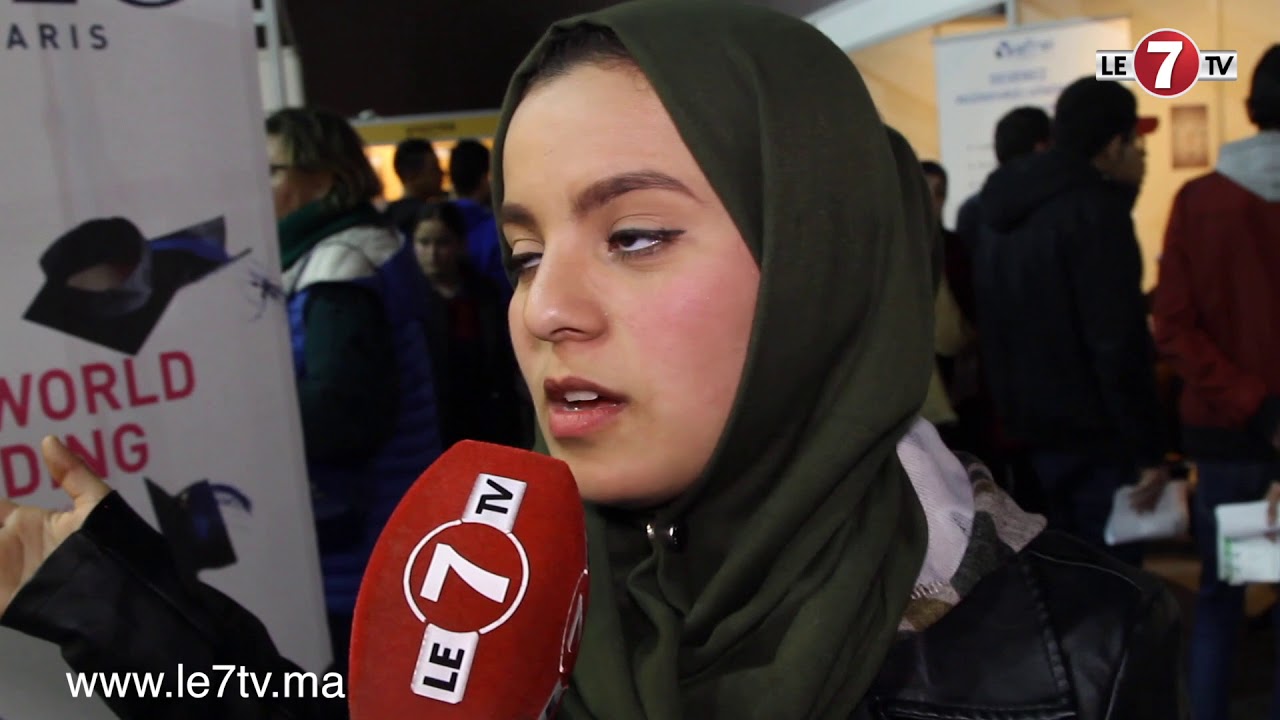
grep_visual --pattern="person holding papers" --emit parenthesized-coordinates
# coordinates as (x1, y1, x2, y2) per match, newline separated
(1153, 45, 1280, 720)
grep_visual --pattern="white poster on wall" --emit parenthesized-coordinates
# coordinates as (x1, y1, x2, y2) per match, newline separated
(933, 16, 1131, 228)
(0, 1, 329, 717)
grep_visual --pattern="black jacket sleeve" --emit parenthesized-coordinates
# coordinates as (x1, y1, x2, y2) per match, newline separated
(1105, 577, 1189, 719)
(0, 492, 346, 720)
(955, 194, 982, 256)
(1064, 193, 1169, 467)
(296, 283, 399, 465)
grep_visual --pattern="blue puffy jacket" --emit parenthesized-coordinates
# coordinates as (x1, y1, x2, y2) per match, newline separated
(282, 224, 443, 614)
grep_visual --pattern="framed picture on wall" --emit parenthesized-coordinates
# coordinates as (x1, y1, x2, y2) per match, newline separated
(1171, 104, 1210, 169)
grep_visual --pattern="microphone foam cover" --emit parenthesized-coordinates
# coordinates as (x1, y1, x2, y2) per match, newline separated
(349, 441, 589, 720)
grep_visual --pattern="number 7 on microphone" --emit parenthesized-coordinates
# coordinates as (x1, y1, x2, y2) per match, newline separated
(411, 542, 513, 702)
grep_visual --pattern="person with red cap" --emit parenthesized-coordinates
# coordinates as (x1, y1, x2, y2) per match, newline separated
(973, 76, 1170, 566)
(1153, 44, 1280, 720)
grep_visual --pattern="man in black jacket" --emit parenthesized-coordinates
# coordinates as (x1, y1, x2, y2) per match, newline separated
(955, 105, 1052, 256)
(974, 76, 1169, 565)
(383, 139, 447, 238)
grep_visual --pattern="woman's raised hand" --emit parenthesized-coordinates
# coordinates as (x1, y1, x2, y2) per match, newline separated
(0, 436, 112, 617)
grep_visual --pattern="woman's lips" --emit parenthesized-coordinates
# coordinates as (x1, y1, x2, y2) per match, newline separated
(547, 399, 626, 439)
(544, 376, 627, 439)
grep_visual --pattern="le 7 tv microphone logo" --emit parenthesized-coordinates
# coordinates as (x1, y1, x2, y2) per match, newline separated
(1096, 29, 1238, 98)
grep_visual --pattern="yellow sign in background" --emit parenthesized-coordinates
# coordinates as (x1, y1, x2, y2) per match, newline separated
(354, 112, 500, 202)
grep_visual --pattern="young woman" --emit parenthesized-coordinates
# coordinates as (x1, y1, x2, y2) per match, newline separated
(0, 2, 1183, 718)
(412, 201, 531, 448)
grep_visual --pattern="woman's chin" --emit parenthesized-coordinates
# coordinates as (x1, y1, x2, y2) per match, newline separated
(547, 435, 696, 508)
(574, 471, 686, 509)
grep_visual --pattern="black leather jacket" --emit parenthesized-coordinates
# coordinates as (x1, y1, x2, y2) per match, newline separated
(867, 530, 1185, 719)
(1, 493, 1185, 719)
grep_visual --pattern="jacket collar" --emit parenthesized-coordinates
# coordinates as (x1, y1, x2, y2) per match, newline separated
(1216, 130, 1280, 202)
(868, 540, 1073, 718)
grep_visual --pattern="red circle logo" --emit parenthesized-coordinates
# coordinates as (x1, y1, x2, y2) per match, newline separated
(1133, 29, 1200, 98)
(402, 521, 528, 634)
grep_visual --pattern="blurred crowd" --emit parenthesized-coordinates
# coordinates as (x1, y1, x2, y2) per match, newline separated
(921, 47, 1280, 720)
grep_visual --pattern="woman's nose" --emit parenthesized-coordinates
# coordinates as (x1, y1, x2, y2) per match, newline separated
(519, 246, 607, 343)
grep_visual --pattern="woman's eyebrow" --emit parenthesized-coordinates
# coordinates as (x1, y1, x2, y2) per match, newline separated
(498, 169, 698, 239)
(571, 170, 698, 217)
(499, 203, 539, 233)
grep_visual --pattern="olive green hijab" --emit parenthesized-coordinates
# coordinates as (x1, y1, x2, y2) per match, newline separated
(492, 2, 939, 717)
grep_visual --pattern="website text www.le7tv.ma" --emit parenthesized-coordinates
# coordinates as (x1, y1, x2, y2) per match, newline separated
(66, 665, 346, 701)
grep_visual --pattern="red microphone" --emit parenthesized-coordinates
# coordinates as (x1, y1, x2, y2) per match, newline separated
(348, 440, 589, 720)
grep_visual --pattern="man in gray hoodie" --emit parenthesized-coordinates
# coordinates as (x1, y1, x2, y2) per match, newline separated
(1153, 44, 1280, 720)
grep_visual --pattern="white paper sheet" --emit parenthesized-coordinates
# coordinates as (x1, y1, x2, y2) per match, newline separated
(1216, 501, 1280, 585)
(1104, 480, 1190, 545)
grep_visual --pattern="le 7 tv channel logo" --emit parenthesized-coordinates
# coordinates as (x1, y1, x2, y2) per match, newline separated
(1095, 28, 1238, 98)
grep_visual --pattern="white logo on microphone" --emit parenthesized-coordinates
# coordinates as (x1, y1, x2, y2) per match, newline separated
(559, 570, 588, 674)
(402, 473, 529, 705)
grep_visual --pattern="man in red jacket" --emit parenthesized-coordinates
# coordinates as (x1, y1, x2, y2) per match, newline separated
(1153, 44, 1280, 720)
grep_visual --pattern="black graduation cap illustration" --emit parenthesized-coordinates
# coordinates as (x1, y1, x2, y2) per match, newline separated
(144, 478, 238, 577)
(23, 216, 247, 355)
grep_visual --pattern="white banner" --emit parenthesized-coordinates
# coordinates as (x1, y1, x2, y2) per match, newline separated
(933, 17, 1131, 228)
(809, 0, 1003, 53)
(0, 1, 329, 717)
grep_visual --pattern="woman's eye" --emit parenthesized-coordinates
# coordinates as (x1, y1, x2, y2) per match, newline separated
(506, 252, 542, 276)
(608, 229, 683, 257)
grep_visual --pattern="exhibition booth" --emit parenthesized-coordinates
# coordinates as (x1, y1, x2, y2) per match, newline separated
(838, 0, 1279, 287)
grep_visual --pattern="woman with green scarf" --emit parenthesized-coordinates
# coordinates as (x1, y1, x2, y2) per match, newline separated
(0, 2, 1183, 718)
